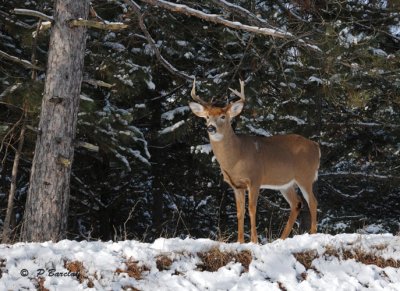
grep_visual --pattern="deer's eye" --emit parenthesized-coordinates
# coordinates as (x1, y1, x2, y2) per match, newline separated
(221, 115, 226, 120)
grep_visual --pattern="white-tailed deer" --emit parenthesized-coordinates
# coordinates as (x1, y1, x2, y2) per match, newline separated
(189, 79, 320, 243)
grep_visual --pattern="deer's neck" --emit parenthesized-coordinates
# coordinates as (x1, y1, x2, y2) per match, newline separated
(209, 126, 241, 171)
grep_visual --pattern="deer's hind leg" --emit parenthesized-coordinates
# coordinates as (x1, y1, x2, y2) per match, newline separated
(297, 180, 318, 235)
(280, 186, 302, 239)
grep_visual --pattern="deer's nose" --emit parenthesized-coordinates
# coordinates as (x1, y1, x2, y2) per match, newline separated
(207, 125, 217, 134)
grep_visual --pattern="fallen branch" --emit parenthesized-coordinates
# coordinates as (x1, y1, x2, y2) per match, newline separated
(126, 0, 193, 80)
(141, 0, 292, 38)
(13, 8, 53, 22)
(0, 50, 44, 71)
(69, 19, 128, 31)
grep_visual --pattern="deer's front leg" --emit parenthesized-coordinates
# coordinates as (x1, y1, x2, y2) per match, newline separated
(233, 188, 245, 243)
(248, 186, 260, 243)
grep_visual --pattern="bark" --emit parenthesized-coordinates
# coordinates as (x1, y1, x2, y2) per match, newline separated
(20, 0, 89, 242)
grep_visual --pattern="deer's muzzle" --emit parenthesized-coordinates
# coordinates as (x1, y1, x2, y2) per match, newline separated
(207, 125, 217, 134)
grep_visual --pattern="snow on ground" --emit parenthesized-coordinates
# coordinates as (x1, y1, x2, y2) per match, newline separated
(0, 234, 399, 291)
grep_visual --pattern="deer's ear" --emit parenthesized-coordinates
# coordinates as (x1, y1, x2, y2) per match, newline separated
(229, 101, 244, 118)
(189, 102, 208, 118)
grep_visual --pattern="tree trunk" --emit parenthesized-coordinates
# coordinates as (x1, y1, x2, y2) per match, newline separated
(20, 0, 89, 242)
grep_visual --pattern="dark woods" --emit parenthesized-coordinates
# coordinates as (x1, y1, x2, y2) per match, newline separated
(0, 0, 399, 242)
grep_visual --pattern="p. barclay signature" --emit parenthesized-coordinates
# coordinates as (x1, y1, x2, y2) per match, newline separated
(20, 268, 79, 277)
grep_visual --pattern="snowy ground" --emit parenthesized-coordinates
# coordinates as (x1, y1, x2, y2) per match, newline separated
(0, 234, 399, 291)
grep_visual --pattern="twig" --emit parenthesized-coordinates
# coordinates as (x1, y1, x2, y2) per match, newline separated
(0, 49, 44, 71)
(89, 3, 104, 21)
(2, 125, 25, 244)
(0, 114, 24, 164)
(123, 200, 142, 240)
(31, 19, 42, 79)
(228, 34, 254, 90)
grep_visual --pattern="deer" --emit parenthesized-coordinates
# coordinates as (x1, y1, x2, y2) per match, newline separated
(189, 79, 320, 243)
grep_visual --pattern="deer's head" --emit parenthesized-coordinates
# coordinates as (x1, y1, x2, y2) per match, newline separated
(189, 79, 245, 142)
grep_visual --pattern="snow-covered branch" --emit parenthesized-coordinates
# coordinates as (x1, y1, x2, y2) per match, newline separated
(211, 0, 271, 28)
(14, 8, 128, 31)
(141, 0, 292, 39)
(320, 172, 400, 181)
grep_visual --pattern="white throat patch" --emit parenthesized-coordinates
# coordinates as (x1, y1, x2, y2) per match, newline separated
(209, 132, 224, 142)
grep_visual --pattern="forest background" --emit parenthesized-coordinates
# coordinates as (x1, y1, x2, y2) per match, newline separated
(0, 0, 399, 243)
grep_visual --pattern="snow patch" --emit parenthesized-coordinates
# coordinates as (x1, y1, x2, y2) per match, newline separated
(0, 234, 399, 291)
(161, 106, 190, 121)
(191, 144, 212, 155)
(159, 120, 185, 135)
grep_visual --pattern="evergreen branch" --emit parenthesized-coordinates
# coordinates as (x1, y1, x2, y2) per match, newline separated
(126, 0, 194, 80)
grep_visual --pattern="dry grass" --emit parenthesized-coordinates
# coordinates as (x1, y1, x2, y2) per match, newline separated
(278, 281, 287, 291)
(197, 248, 252, 272)
(116, 259, 149, 280)
(293, 250, 318, 270)
(37, 277, 49, 291)
(342, 249, 398, 268)
(294, 244, 399, 271)
(0, 258, 5, 279)
(65, 260, 94, 287)
(156, 255, 173, 271)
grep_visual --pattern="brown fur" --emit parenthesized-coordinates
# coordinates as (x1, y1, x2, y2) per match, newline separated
(190, 100, 320, 243)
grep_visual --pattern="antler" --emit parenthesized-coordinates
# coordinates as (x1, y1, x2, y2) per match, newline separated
(191, 78, 208, 106)
(229, 79, 245, 102)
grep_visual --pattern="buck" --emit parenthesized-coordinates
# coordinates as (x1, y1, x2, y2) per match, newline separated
(189, 79, 320, 243)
